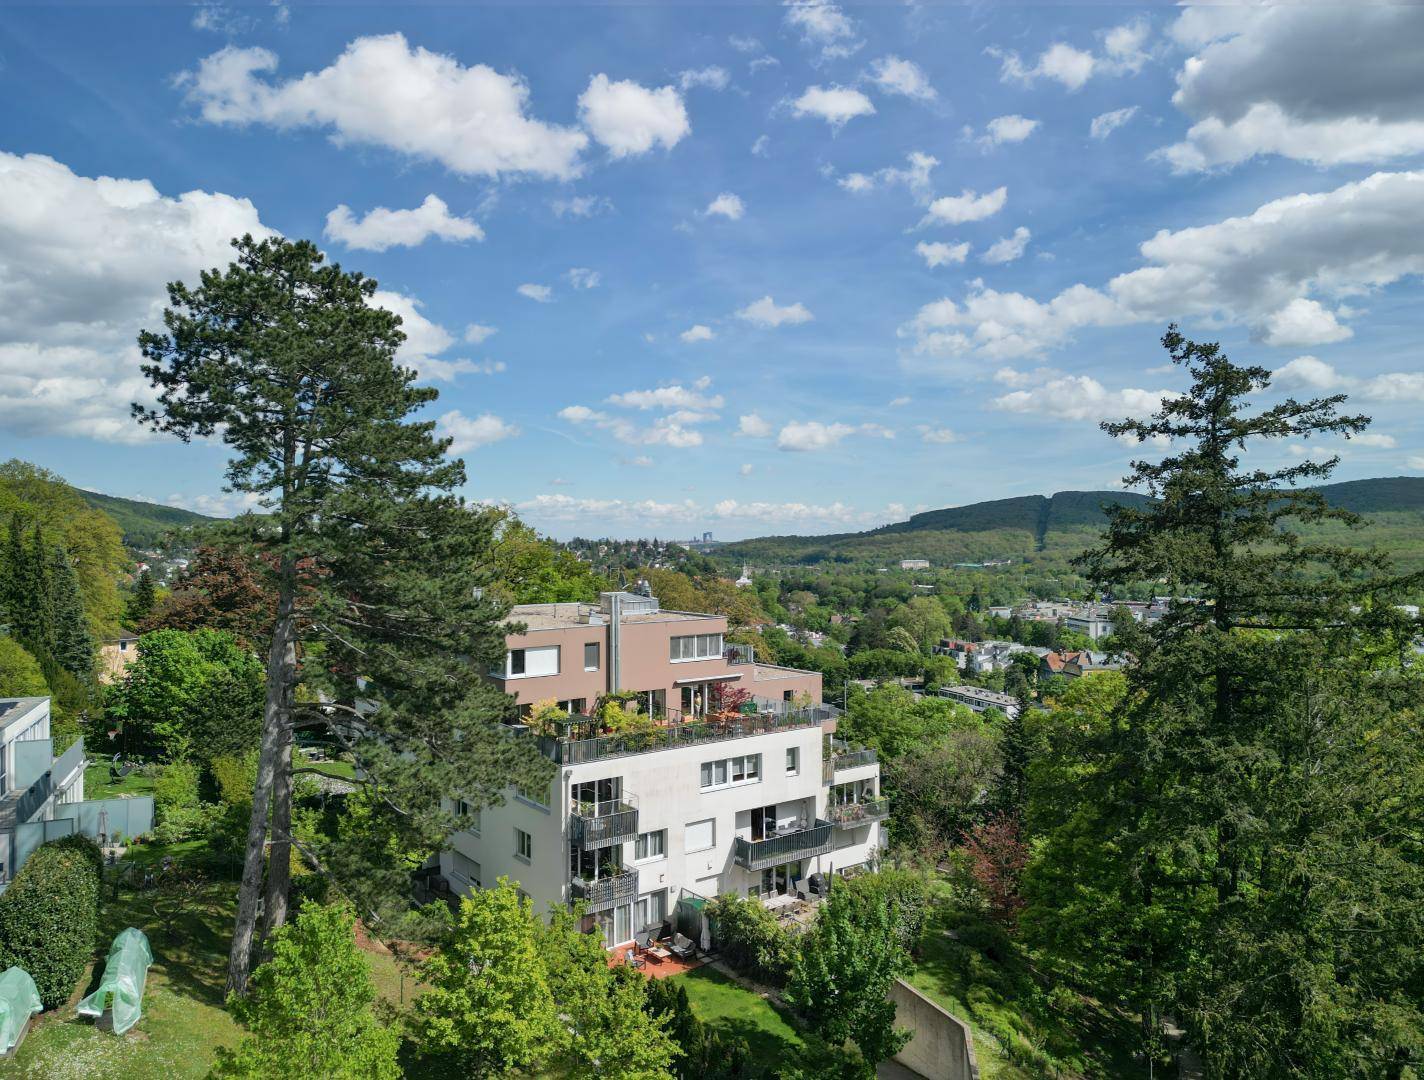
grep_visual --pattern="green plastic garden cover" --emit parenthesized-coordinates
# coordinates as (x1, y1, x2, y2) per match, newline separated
(0, 967, 40, 1053)
(77, 928, 153, 1035)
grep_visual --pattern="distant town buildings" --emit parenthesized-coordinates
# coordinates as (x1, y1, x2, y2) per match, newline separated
(938, 684, 1021, 719)
(899, 559, 930, 570)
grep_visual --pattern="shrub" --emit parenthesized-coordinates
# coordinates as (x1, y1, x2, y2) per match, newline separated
(837, 869, 932, 956)
(706, 894, 795, 986)
(0, 834, 102, 1008)
(153, 760, 200, 814)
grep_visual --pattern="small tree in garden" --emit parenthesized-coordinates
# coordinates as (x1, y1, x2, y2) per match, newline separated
(709, 681, 752, 715)
(960, 812, 1029, 926)
(786, 885, 910, 1077)
(211, 901, 399, 1079)
(706, 894, 795, 985)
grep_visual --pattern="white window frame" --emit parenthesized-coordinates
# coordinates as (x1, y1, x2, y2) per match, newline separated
(634, 829, 667, 862)
(699, 753, 761, 791)
(669, 632, 724, 663)
(514, 827, 533, 862)
(449, 851, 481, 890)
(636, 889, 667, 930)
(505, 645, 560, 679)
(685, 818, 715, 853)
(785, 747, 799, 776)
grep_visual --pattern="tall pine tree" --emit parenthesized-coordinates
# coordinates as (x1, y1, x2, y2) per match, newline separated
(136, 235, 550, 994)
(46, 545, 94, 680)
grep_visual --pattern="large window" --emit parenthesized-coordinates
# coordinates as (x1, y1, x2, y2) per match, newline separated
(685, 818, 715, 853)
(516, 781, 549, 808)
(699, 753, 761, 791)
(456, 800, 481, 835)
(584, 641, 600, 671)
(637, 890, 667, 930)
(505, 645, 559, 679)
(515, 828, 533, 862)
(669, 633, 724, 662)
(449, 851, 481, 889)
(634, 829, 666, 861)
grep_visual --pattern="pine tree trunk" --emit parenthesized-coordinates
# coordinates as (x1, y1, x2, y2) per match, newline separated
(226, 558, 297, 996)
(262, 705, 294, 942)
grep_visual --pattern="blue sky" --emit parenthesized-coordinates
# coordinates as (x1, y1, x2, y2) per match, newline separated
(2, 2, 1423, 539)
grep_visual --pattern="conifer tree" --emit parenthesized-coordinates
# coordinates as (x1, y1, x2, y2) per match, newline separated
(126, 569, 156, 627)
(46, 545, 93, 680)
(136, 235, 551, 994)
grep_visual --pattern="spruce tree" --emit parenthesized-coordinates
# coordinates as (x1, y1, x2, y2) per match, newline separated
(46, 545, 93, 680)
(136, 235, 551, 994)
(126, 569, 156, 627)
(995, 686, 1032, 815)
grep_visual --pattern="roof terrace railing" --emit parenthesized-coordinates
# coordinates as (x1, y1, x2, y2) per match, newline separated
(535, 705, 836, 766)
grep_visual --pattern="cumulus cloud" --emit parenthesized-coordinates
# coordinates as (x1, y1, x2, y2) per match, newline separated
(992, 374, 1175, 423)
(704, 192, 745, 220)
(517, 283, 553, 302)
(181, 34, 588, 179)
(919, 426, 960, 444)
(983, 226, 1032, 265)
(578, 74, 690, 158)
(901, 170, 1424, 361)
(438, 410, 519, 452)
(972, 115, 1039, 148)
(738, 413, 773, 437)
(751, 135, 770, 157)
(560, 380, 725, 449)
(566, 267, 600, 290)
(837, 151, 937, 201)
(607, 382, 724, 411)
(785, 0, 862, 60)
(464, 323, 497, 344)
(551, 194, 613, 218)
(681, 324, 715, 343)
(778, 420, 855, 452)
(1090, 106, 1138, 140)
(866, 56, 936, 101)
(678, 66, 730, 91)
(323, 194, 482, 252)
(791, 85, 876, 128)
(1272, 356, 1424, 404)
(737, 296, 814, 328)
(1160, 6, 1424, 171)
(920, 187, 1007, 227)
(916, 241, 970, 268)
(991, 19, 1150, 92)
(513, 492, 904, 532)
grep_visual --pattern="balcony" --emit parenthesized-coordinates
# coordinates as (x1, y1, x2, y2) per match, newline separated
(569, 794, 639, 850)
(827, 796, 890, 828)
(536, 705, 836, 766)
(570, 869, 639, 913)
(831, 744, 878, 772)
(733, 820, 834, 872)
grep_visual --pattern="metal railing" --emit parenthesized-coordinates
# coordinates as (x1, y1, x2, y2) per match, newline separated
(570, 794, 639, 850)
(827, 796, 890, 827)
(831, 746, 878, 772)
(733, 819, 834, 871)
(537, 706, 833, 766)
(569, 869, 638, 912)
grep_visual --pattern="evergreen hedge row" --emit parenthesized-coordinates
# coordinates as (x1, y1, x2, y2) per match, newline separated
(0, 834, 102, 1008)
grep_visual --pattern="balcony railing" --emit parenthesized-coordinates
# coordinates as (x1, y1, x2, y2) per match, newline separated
(537, 705, 835, 766)
(569, 869, 639, 913)
(570, 794, 639, 850)
(733, 820, 834, 871)
(827, 796, 890, 827)
(16, 737, 86, 826)
(831, 746, 878, 772)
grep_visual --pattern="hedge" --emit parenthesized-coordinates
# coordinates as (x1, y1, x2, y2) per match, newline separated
(0, 834, 102, 1008)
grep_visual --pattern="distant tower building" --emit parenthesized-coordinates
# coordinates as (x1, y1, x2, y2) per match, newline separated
(736, 565, 752, 588)
(702, 531, 713, 543)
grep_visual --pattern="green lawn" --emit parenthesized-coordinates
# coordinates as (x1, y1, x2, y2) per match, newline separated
(84, 763, 156, 802)
(674, 966, 815, 1065)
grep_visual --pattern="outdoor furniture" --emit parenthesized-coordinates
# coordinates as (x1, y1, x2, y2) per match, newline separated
(647, 943, 672, 963)
(624, 948, 646, 971)
(670, 933, 696, 960)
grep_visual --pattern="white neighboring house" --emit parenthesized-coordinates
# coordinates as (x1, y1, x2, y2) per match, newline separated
(938, 684, 1021, 719)
(0, 697, 85, 886)
(437, 595, 886, 950)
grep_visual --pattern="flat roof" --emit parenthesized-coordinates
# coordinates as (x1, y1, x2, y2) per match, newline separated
(752, 663, 820, 682)
(0, 697, 47, 731)
(507, 603, 721, 632)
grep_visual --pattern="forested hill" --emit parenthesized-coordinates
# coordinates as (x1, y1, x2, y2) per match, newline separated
(719, 477, 1424, 566)
(78, 489, 216, 549)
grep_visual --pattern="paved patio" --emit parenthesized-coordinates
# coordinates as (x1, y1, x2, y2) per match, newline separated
(609, 943, 707, 979)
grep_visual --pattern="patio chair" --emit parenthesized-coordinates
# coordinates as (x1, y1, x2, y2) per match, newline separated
(624, 947, 646, 971)
(670, 933, 697, 960)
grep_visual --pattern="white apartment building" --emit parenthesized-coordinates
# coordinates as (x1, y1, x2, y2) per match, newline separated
(939, 684, 1021, 719)
(437, 592, 886, 949)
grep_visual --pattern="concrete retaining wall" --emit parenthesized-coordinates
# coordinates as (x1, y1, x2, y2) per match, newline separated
(889, 978, 979, 1080)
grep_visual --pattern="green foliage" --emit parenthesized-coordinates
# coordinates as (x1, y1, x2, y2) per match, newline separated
(153, 761, 201, 814)
(210, 901, 399, 1079)
(0, 636, 48, 698)
(126, 569, 157, 628)
(492, 515, 609, 604)
(104, 629, 264, 763)
(76, 488, 213, 550)
(0, 835, 102, 1009)
(786, 883, 910, 1075)
(644, 979, 708, 1078)
(706, 894, 795, 986)
(835, 870, 932, 957)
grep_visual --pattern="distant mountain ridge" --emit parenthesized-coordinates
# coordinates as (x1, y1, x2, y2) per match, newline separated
(78, 489, 216, 549)
(719, 477, 1424, 565)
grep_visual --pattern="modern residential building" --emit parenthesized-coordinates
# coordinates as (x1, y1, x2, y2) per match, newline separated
(899, 559, 930, 570)
(438, 591, 886, 949)
(938, 684, 1021, 718)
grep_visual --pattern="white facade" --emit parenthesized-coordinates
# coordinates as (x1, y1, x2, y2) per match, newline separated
(441, 719, 885, 948)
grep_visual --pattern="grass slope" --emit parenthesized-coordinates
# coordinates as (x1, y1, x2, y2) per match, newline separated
(77, 490, 216, 549)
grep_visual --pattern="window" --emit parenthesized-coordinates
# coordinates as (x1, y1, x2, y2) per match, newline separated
(637, 890, 667, 930)
(584, 641, 600, 671)
(685, 818, 715, 853)
(506, 645, 559, 679)
(516, 781, 549, 808)
(699, 753, 761, 791)
(785, 748, 799, 776)
(449, 851, 481, 889)
(515, 828, 532, 862)
(456, 800, 481, 835)
(634, 830, 666, 861)
(670, 632, 724, 662)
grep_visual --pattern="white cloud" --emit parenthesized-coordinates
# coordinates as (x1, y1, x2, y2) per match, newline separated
(729, 35, 762, 54)
(323, 194, 482, 252)
(836, 151, 937, 201)
(182, 34, 588, 179)
(607, 383, 724, 411)
(578, 74, 690, 159)
(778, 420, 855, 452)
(889, 396, 911, 407)
(919, 427, 960, 444)
(916, 241, 969, 268)
(751, 135, 770, 157)
(366, 290, 481, 382)
(681, 324, 715, 343)
(901, 170, 1424, 361)
(464, 323, 498, 345)
(860, 423, 896, 440)
(920, 187, 1007, 227)
(992, 374, 1175, 423)
(517, 283, 553, 302)
(678, 66, 730, 91)
(1271, 355, 1345, 391)
(737, 296, 814, 328)
(1408, 456, 1424, 471)
(738, 414, 773, 437)
(438, 410, 519, 452)
(1102, 19, 1151, 75)
(704, 192, 745, 220)
(551, 194, 613, 218)
(993, 42, 1096, 91)
(1160, 6, 1424, 171)
(513, 492, 903, 532)
(1088, 109, 1137, 145)
(866, 56, 936, 101)
(785, 0, 862, 60)
(983, 226, 1032, 265)
(465, 359, 506, 376)
(739, 463, 754, 476)
(974, 115, 1039, 148)
(566, 267, 600, 290)
(1350, 433, 1396, 449)
(791, 85, 876, 128)
(1272, 356, 1424, 405)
